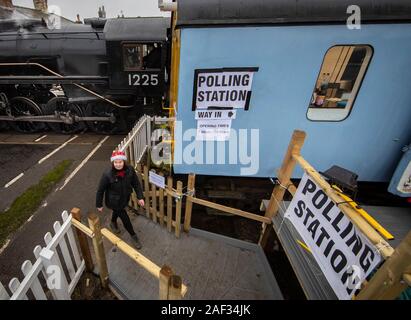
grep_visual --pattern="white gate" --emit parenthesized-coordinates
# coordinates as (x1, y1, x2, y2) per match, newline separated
(118, 115, 173, 167)
(0, 211, 85, 300)
(118, 114, 151, 165)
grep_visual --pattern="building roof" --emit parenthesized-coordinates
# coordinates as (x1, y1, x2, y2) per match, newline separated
(175, 0, 411, 28)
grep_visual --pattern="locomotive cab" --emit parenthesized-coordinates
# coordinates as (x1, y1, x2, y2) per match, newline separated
(103, 17, 170, 106)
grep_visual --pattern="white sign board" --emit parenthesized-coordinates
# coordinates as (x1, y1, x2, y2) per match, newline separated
(193, 68, 258, 110)
(196, 119, 232, 141)
(284, 173, 382, 300)
(195, 110, 236, 120)
(149, 171, 165, 189)
(397, 161, 411, 194)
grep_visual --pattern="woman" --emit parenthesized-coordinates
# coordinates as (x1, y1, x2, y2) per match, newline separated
(96, 149, 145, 249)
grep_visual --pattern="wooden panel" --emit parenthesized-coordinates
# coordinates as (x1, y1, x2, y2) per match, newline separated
(39, 247, 71, 300)
(53, 221, 76, 281)
(175, 181, 183, 238)
(0, 281, 10, 300)
(9, 278, 28, 300)
(144, 166, 151, 219)
(62, 212, 82, 269)
(167, 176, 173, 232)
(159, 173, 165, 227)
(151, 180, 158, 223)
(21, 260, 47, 300)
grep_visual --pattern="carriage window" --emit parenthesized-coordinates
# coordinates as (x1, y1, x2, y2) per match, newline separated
(122, 43, 162, 71)
(307, 45, 373, 121)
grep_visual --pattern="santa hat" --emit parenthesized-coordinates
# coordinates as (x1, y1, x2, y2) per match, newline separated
(111, 150, 127, 162)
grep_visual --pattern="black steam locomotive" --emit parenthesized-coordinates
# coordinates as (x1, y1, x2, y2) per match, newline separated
(0, 17, 170, 134)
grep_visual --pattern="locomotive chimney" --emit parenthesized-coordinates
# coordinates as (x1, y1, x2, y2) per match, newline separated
(33, 0, 48, 13)
(0, 0, 14, 8)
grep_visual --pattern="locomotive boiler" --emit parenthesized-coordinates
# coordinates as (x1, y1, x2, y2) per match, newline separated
(0, 16, 170, 134)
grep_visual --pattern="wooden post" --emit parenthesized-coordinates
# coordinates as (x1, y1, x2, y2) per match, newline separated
(183, 173, 196, 233)
(175, 181, 183, 238)
(151, 177, 158, 224)
(259, 130, 306, 248)
(159, 172, 165, 227)
(87, 212, 109, 288)
(143, 165, 151, 219)
(168, 275, 182, 300)
(159, 265, 173, 300)
(134, 164, 143, 212)
(70, 208, 93, 272)
(167, 176, 173, 233)
(129, 140, 135, 167)
(356, 230, 411, 300)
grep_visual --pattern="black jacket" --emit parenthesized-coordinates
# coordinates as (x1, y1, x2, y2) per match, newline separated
(96, 164, 144, 210)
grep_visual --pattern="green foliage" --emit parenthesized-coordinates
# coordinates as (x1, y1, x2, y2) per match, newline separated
(0, 160, 73, 247)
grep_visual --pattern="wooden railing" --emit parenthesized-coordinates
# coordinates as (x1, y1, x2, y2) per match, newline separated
(129, 164, 272, 238)
(0, 207, 186, 300)
(71, 208, 186, 299)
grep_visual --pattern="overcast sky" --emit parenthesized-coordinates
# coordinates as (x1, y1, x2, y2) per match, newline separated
(13, 0, 169, 21)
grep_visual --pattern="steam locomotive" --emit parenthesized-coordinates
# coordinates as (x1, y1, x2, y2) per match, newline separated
(0, 17, 170, 134)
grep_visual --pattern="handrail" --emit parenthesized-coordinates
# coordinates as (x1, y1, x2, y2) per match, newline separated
(101, 228, 188, 296)
(71, 216, 187, 297)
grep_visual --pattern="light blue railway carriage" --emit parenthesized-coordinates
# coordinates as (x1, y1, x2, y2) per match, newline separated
(170, 0, 411, 187)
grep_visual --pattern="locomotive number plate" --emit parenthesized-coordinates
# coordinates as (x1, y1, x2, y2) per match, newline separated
(128, 73, 159, 86)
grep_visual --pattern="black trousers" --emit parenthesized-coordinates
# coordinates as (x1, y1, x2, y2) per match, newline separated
(111, 208, 136, 236)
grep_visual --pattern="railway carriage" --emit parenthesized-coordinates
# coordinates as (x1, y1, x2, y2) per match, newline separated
(168, 0, 411, 187)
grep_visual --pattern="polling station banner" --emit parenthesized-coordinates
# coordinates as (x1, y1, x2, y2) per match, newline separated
(192, 67, 258, 111)
(284, 173, 382, 300)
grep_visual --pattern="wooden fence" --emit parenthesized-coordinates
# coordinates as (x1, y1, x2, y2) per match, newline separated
(258, 130, 411, 300)
(0, 207, 186, 300)
(70, 208, 187, 300)
(127, 164, 272, 239)
(0, 211, 85, 300)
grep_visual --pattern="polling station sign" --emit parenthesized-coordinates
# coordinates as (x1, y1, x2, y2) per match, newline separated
(284, 173, 382, 300)
(192, 67, 258, 111)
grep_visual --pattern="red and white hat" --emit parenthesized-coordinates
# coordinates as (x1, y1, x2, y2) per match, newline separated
(111, 150, 127, 162)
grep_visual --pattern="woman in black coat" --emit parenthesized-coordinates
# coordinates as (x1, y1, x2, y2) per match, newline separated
(96, 150, 145, 249)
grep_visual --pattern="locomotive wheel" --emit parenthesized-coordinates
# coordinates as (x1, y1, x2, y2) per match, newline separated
(43, 96, 86, 134)
(0, 93, 10, 131)
(0, 112, 9, 131)
(85, 101, 121, 134)
(9, 97, 46, 133)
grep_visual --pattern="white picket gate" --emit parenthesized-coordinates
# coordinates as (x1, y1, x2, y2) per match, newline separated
(118, 114, 151, 165)
(0, 211, 85, 300)
(118, 115, 173, 167)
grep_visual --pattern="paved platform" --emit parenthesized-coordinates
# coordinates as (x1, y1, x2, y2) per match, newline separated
(0, 132, 124, 285)
(105, 214, 283, 300)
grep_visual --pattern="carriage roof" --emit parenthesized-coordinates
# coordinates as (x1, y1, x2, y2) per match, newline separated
(176, 0, 411, 28)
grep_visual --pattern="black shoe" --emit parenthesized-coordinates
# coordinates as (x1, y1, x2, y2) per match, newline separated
(110, 221, 121, 234)
(131, 235, 142, 249)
